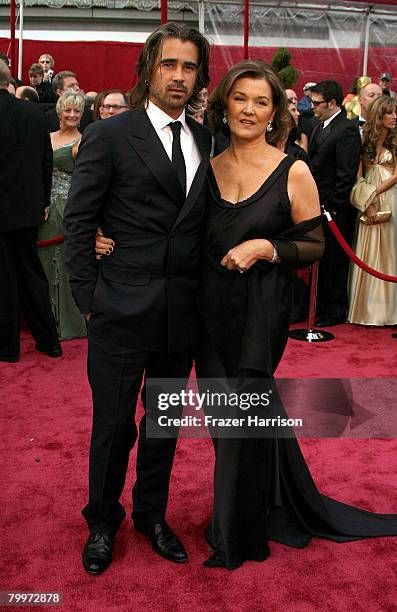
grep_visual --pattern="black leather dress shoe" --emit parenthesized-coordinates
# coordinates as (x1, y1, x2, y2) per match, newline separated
(135, 522, 188, 563)
(82, 532, 114, 575)
(0, 354, 19, 363)
(203, 552, 226, 568)
(315, 317, 346, 328)
(35, 343, 63, 358)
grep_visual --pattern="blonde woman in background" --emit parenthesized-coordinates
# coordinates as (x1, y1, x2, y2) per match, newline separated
(37, 91, 87, 339)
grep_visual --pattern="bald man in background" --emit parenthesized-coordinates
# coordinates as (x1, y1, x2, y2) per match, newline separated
(16, 85, 40, 102)
(355, 82, 382, 134)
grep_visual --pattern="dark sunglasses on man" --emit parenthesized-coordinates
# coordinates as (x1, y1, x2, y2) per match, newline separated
(311, 99, 330, 107)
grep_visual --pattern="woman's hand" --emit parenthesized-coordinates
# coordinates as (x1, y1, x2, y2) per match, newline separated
(95, 228, 114, 260)
(221, 239, 273, 272)
(365, 203, 378, 224)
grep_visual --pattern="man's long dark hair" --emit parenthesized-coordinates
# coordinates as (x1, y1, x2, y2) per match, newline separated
(129, 23, 210, 110)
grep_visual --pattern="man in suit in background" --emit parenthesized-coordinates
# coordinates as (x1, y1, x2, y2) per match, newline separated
(46, 70, 93, 132)
(309, 80, 361, 327)
(16, 85, 40, 102)
(64, 23, 211, 575)
(379, 72, 396, 98)
(0, 60, 61, 361)
(355, 82, 382, 134)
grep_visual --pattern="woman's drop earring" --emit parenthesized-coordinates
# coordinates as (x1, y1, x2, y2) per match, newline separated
(223, 113, 228, 125)
(266, 122, 273, 132)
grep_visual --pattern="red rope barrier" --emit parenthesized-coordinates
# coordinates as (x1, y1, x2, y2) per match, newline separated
(36, 235, 64, 248)
(324, 210, 397, 283)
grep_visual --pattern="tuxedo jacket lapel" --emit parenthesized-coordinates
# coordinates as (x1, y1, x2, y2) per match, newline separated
(309, 122, 321, 156)
(310, 111, 345, 155)
(316, 123, 332, 147)
(309, 122, 333, 153)
(127, 109, 185, 206)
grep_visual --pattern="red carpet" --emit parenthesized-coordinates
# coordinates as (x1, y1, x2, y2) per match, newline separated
(1, 325, 396, 611)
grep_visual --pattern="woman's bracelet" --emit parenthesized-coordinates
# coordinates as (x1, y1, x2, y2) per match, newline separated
(269, 243, 280, 264)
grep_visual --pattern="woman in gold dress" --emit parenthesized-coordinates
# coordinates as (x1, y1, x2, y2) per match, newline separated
(348, 95, 397, 326)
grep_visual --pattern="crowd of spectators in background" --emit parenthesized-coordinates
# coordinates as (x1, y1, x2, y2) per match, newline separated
(0, 48, 396, 361)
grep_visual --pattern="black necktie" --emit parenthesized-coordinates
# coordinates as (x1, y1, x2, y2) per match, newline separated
(359, 119, 365, 127)
(320, 121, 325, 130)
(169, 121, 186, 196)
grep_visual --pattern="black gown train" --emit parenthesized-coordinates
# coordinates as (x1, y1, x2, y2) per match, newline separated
(196, 156, 397, 569)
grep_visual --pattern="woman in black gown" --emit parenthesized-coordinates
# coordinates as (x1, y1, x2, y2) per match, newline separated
(95, 60, 397, 571)
(196, 60, 397, 569)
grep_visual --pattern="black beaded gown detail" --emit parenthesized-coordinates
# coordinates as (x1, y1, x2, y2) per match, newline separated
(196, 156, 397, 570)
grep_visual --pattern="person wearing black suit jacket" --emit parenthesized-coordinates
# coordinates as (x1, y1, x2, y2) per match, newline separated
(64, 23, 211, 574)
(0, 61, 61, 361)
(309, 81, 361, 326)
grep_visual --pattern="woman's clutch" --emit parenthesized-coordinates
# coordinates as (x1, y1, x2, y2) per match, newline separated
(359, 210, 392, 225)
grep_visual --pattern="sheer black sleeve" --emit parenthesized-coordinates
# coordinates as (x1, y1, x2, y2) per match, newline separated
(257, 214, 325, 270)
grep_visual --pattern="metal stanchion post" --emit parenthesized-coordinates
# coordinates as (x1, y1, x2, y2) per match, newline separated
(289, 262, 335, 343)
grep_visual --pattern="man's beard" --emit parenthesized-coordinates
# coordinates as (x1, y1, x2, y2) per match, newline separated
(150, 85, 190, 111)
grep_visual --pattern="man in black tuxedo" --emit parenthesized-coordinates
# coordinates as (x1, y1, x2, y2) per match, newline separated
(309, 81, 361, 326)
(0, 60, 61, 362)
(64, 23, 211, 574)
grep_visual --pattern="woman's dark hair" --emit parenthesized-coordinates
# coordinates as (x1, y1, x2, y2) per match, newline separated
(129, 22, 210, 110)
(287, 112, 300, 144)
(93, 90, 110, 120)
(208, 60, 290, 146)
(362, 95, 397, 168)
